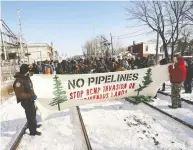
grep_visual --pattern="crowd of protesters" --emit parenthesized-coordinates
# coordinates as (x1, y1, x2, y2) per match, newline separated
(29, 55, 158, 75)
(29, 54, 193, 95)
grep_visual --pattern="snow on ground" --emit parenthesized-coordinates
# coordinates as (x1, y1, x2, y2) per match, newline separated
(17, 109, 75, 150)
(17, 107, 88, 150)
(0, 96, 26, 150)
(80, 99, 193, 150)
(1, 96, 87, 150)
(150, 93, 193, 126)
(164, 81, 193, 101)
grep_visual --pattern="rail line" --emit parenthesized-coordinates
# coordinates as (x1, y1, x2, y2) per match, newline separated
(9, 123, 27, 150)
(8, 106, 92, 150)
(7, 91, 192, 150)
(126, 94, 193, 130)
(158, 90, 193, 105)
(76, 106, 92, 150)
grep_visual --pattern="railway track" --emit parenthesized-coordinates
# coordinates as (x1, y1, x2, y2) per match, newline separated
(158, 90, 193, 105)
(7, 91, 192, 150)
(126, 92, 193, 130)
(9, 123, 28, 150)
(8, 106, 92, 150)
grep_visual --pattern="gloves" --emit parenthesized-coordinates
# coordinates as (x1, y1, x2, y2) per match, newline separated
(32, 95, 37, 101)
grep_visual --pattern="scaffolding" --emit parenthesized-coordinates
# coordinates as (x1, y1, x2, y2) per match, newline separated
(0, 19, 28, 82)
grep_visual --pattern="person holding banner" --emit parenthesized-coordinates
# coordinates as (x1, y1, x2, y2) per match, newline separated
(13, 64, 42, 136)
(168, 56, 187, 109)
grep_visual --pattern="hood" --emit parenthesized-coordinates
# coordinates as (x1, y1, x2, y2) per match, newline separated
(14, 72, 29, 79)
(177, 57, 185, 66)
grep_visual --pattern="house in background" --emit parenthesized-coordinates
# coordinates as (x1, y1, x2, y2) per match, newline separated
(128, 41, 164, 60)
(26, 43, 54, 64)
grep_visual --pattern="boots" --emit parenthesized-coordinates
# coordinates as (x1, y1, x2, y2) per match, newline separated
(168, 105, 178, 109)
(30, 131, 42, 136)
(36, 124, 42, 128)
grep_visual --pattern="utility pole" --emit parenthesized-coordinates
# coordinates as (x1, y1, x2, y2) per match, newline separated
(110, 33, 114, 56)
(18, 8, 23, 62)
(155, 14, 160, 64)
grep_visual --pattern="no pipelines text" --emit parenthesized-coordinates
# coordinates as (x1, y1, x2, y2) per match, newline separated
(68, 73, 139, 90)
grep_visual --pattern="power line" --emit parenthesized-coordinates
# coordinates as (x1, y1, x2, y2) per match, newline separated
(112, 28, 149, 37)
(125, 24, 147, 28)
(112, 31, 154, 39)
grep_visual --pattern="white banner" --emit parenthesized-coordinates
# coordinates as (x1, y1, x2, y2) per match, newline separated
(32, 65, 169, 119)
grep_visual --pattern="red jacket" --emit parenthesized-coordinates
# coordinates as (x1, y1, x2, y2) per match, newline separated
(168, 57, 187, 83)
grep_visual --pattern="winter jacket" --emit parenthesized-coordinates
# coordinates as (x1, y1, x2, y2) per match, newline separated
(42, 64, 53, 74)
(186, 64, 193, 80)
(13, 73, 35, 103)
(160, 58, 169, 65)
(168, 57, 187, 83)
(147, 59, 156, 67)
(55, 64, 64, 74)
(31, 65, 40, 74)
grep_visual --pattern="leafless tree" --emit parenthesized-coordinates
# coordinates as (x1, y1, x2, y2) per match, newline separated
(125, 0, 193, 59)
(114, 47, 126, 55)
(176, 26, 193, 55)
(83, 38, 104, 58)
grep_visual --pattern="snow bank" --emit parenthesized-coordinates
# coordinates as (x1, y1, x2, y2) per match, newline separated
(0, 96, 26, 150)
(80, 99, 193, 150)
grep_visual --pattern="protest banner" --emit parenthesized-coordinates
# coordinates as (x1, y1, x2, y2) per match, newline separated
(31, 64, 169, 119)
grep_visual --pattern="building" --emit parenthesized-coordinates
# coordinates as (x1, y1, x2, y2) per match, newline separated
(26, 43, 54, 64)
(128, 42, 164, 59)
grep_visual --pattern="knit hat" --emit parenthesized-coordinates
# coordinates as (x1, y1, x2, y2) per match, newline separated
(20, 64, 29, 74)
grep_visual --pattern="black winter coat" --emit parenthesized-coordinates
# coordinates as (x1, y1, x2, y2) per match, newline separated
(186, 65, 193, 80)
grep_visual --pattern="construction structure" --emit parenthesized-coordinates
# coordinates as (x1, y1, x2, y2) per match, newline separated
(0, 19, 30, 64)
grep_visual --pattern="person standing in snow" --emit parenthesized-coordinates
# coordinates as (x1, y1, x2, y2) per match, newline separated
(184, 59, 193, 93)
(13, 64, 42, 136)
(147, 55, 156, 67)
(43, 60, 53, 74)
(168, 56, 187, 109)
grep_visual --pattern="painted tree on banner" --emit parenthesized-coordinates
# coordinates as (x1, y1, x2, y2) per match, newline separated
(135, 68, 153, 97)
(49, 75, 67, 111)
